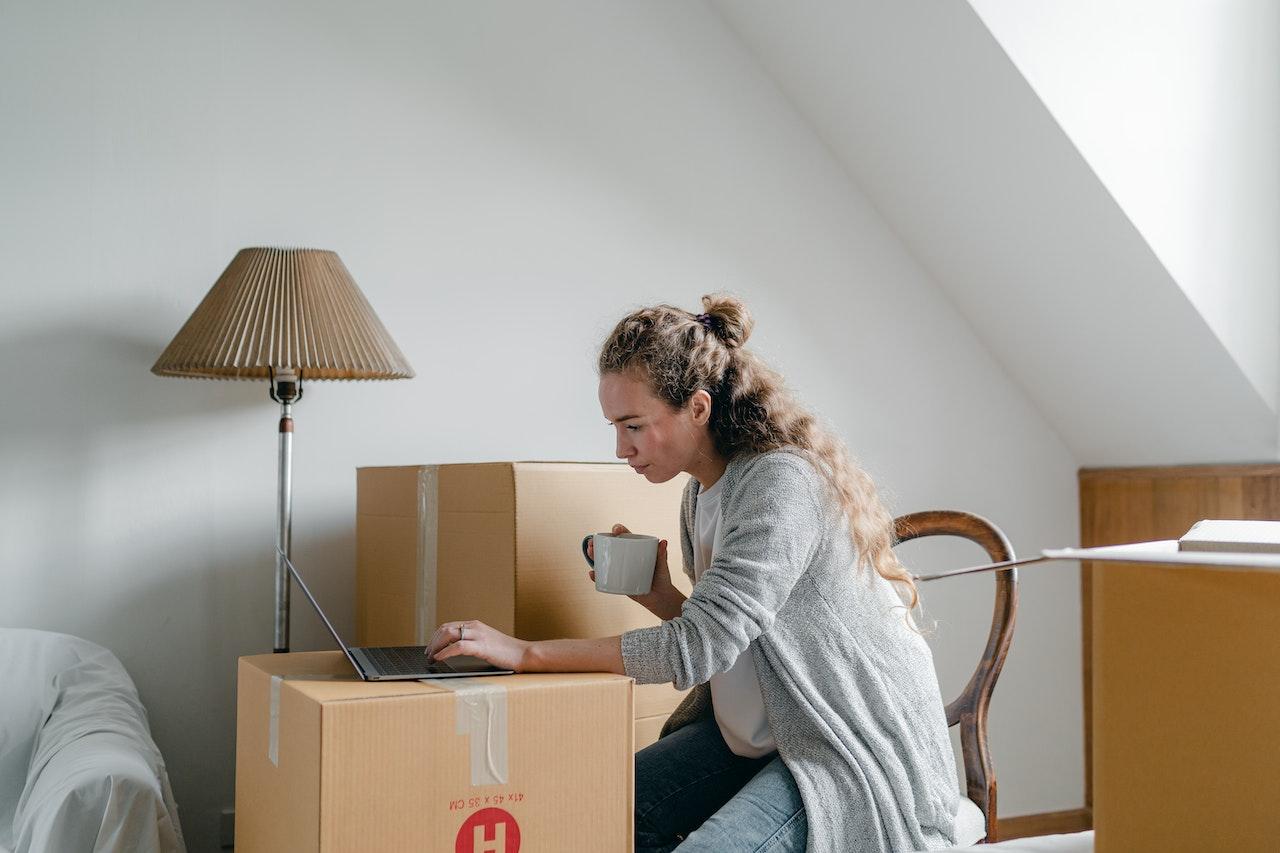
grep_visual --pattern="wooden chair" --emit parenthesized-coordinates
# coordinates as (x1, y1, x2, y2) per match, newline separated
(894, 510, 1019, 844)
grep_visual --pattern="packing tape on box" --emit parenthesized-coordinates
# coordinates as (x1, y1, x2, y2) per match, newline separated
(267, 674, 350, 766)
(268, 676, 282, 766)
(434, 677, 509, 786)
(416, 466, 439, 646)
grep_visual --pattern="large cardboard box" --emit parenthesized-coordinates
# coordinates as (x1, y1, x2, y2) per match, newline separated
(1092, 563, 1280, 851)
(235, 651, 633, 852)
(356, 462, 692, 750)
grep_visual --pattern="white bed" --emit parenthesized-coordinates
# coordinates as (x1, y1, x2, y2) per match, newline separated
(0, 629, 185, 853)
(939, 830, 1094, 852)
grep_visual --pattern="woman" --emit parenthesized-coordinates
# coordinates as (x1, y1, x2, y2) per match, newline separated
(429, 295, 959, 852)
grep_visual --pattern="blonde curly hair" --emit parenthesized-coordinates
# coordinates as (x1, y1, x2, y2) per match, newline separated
(598, 293, 918, 613)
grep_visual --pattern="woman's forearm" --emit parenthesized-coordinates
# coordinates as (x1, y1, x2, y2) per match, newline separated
(641, 588, 687, 622)
(522, 636, 626, 674)
(517, 589, 686, 673)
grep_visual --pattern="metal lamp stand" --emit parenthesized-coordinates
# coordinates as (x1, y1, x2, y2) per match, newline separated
(270, 368, 302, 653)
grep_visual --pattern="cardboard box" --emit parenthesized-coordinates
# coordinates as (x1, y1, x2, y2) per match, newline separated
(235, 651, 633, 852)
(1092, 563, 1280, 851)
(356, 462, 692, 750)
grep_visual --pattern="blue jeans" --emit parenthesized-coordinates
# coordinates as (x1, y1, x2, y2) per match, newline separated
(635, 716, 807, 852)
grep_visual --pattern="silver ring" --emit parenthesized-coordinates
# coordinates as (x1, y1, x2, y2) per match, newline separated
(459, 624, 466, 642)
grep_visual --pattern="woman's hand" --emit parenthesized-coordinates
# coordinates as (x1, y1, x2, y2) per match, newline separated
(428, 620, 531, 672)
(587, 524, 686, 621)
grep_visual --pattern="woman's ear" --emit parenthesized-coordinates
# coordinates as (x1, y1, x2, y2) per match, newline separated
(689, 389, 713, 426)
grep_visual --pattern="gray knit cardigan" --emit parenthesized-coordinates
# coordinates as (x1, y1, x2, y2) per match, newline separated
(620, 449, 958, 852)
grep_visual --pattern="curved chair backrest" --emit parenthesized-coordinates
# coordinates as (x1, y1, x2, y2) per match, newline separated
(894, 510, 1019, 844)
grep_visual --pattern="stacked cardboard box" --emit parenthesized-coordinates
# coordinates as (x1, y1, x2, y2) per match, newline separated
(235, 651, 633, 852)
(356, 462, 692, 750)
(1092, 563, 1280, 851)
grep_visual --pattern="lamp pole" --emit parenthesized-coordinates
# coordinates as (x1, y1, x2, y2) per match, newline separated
(271, 368, 301, 653)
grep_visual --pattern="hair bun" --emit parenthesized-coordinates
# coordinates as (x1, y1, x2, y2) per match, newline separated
(699, 293, 753, 348)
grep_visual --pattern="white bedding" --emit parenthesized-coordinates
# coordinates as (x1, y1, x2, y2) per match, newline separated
(941, 830, 1094, 852)
(0, 629, 185, 853)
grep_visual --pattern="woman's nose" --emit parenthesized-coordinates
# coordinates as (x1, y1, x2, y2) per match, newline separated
(615, 436, 634, 460)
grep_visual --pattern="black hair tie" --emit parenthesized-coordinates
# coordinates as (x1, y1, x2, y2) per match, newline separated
(695, 313, 721, 334)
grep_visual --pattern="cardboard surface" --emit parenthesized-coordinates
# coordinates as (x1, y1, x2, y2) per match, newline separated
(235, 652, 633, 852)
(634, 714, 669, 753)
(1092, 564, 1280, 851)
(357, 462, 693, 747)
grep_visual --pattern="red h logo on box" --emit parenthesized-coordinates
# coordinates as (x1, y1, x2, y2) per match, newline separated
(456, 807, 521, 853)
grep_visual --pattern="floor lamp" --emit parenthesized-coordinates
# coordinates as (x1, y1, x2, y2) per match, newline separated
(152, 247, 414, 652)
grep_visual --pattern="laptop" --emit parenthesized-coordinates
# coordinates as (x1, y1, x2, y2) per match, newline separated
(280, 548, 514, 681)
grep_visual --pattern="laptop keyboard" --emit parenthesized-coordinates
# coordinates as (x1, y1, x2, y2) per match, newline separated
(360, 645, 449, 675)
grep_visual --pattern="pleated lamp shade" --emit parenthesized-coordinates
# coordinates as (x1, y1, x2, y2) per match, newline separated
(152, 247, 415, 380)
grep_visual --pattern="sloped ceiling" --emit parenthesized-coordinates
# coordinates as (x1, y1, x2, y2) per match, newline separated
(969, 0, 1280, 416)
(711, 0, 1277, 466)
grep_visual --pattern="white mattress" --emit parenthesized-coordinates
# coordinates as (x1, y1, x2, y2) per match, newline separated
(944, 830, 1094, 852)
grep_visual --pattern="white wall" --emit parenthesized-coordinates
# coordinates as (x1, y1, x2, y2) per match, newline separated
(971, 0, 1280, 412)
(0, 2, 1081, 848)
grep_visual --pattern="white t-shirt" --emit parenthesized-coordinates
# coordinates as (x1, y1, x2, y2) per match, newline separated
(694, 476, 777, 758)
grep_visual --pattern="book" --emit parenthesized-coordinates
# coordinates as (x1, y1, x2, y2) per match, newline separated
(1177, 519, 1280, 554)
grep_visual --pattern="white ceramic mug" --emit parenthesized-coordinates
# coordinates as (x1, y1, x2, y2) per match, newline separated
(581, 532, 659, 595)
